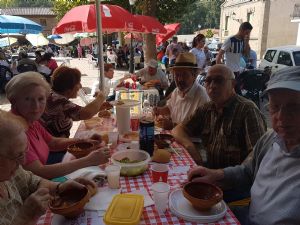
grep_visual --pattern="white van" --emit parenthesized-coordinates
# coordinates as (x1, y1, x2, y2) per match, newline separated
(258, 45, 300, 74)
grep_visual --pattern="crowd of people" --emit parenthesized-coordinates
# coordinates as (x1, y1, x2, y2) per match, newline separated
(0, 20, 299, 225)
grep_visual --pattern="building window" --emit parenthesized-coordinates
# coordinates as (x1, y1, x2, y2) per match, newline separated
(225, 16, 229, 30)
(247, 12, 252, 22)
(40, 19, 47, 27)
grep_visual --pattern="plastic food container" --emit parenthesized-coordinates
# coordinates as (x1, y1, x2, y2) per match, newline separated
(103, 194, 144, 225)
(111, 150, 150, 176)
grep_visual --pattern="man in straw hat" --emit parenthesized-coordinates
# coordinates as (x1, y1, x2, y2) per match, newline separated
(172, 64, 266, 170)
(153, 52, 209, 130)
(186, 66, 300, 225)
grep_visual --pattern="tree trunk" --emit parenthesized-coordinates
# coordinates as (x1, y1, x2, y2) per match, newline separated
(142, 0, 157, 64)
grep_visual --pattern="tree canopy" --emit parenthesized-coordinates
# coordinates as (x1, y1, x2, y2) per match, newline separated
(0, 0, 53, 7)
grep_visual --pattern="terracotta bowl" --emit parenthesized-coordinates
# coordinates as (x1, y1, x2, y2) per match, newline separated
(182, 182, 223, 211)
(49, 185, 94, 219)
(67, 141, 96, 158)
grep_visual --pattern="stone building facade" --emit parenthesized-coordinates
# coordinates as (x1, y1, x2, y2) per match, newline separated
(220, 0, 300, 59)
(0, 7, 57, 36)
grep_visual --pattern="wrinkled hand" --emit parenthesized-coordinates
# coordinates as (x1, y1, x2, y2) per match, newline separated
(21, 188, 50, 220)
(187, 166, 224, 184)
(157, 116, 173, 130)
(85, 147, 109, 165)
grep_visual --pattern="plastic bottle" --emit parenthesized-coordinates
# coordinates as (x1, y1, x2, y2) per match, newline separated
(139, 100, 155, 156)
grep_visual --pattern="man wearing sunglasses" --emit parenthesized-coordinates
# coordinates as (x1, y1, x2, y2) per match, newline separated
(172, 64, 266, 169)
(186, 66, 300, 225)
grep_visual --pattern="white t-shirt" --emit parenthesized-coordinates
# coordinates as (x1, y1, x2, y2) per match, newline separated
(135, 67, 168, 89)
(222, 36, 244, 72)
(167, 82, 209, 124)
(190, 48, 206, 69)
(91, 77, 118, 98)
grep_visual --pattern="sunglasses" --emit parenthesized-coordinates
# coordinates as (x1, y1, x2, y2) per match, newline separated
(204, 76, 234, 85)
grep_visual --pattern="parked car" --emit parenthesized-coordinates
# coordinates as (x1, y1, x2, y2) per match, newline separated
(258, 45, 300, 74)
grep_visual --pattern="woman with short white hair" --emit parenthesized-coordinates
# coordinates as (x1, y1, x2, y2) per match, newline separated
(0, 109, 96, 225)
(5, 72, 109, 179)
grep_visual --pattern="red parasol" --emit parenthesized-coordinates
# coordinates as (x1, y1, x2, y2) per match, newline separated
(53, 4, 142, 34)
(156, 23, 181, 45)
(134, 15, 167, 34)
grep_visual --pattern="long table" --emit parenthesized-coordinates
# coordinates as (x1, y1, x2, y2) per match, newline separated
(37, 118, 240, 225)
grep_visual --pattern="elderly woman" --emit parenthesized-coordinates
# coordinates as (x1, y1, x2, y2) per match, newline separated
(0, 109, 96, 225)
(5, 72, 109, 179)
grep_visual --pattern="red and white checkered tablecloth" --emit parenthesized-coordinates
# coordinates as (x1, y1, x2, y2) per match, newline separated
(37, 118, 240, 225)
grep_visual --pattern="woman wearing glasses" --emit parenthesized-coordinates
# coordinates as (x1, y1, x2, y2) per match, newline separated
(0, 109, 96, 225)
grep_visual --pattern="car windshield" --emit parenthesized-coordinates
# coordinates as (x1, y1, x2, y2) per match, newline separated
(293, 51, 300, 66)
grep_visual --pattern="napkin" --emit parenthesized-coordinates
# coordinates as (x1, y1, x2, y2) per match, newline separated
(65, 166, 106, 180)
(51, 211, 105, 225)
(84, 186, 121, 211)
(169, 166, 190, 175)
(129, 188, 154, 207)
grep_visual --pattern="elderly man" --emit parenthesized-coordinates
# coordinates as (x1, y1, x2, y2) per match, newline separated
(154, 53, 209, 130)
(172, 64, 266, 167)
(188, 66, 300, 225)
(135, 59, 168, 90)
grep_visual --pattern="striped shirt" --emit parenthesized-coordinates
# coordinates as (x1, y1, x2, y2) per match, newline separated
(222, 36, 244, 72)
(183, 95, 267, 169)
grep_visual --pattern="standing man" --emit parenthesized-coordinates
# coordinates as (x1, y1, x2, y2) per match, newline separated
(172, 64, 266, 168)
(166, 36, 183, 64)
(216, 22, 252, 91)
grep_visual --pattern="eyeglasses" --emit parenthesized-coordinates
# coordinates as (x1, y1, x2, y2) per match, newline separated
(0, 152, 25, 163)
(204, 76, 234, 85)
(267, 103, 300, 116)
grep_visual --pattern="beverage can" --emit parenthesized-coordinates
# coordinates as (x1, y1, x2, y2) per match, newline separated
(139, 118, 154, 156)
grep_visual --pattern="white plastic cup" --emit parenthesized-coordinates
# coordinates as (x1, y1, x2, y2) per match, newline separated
(108, 131, 119, 148)
(116, 106, 130, 135)
(105, 165, 121, 189)
(151, 182, 170, 215)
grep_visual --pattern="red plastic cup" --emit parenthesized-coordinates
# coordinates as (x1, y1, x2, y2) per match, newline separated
(125, 81, 130, 88)
(151, 164, 169, 183)
(130, 115, 139, 131)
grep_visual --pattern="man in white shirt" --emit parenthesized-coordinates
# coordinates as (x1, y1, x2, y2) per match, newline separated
(154, 53, 209, 129)
(135, 59, 168, 90)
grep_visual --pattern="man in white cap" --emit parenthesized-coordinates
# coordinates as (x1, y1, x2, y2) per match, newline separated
(135, 59, 168, 90)
(153, 52, 209, 130)
(187, 66, 300, 225)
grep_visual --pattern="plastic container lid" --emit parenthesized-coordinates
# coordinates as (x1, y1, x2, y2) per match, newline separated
(103, 194, 144, 225)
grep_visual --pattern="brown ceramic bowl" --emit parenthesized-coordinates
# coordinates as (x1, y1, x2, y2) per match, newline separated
(49, 186, 93, 219)
(67, 141, 96, 158)
(183, 182, 223, 211)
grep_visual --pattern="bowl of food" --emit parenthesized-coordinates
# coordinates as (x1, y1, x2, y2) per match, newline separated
(49, 184, 96, 218)
(111, 150, 150, 176)
(182, 182, 223, 211)
(67, 141, 98, 159)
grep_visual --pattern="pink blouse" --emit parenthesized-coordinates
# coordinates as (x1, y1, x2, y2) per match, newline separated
(25, 121, 53, 165)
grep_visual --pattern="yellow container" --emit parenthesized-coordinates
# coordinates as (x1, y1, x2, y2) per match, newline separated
(103, 194, 144, 225)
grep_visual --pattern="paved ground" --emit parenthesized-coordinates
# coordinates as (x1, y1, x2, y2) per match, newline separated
(0, 58, 271, 138)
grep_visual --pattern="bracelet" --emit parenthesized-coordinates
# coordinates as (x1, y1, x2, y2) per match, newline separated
(56, 182, 63, 195)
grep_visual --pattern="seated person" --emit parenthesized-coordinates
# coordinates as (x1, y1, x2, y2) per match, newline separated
(154, 53, 209, 130)
(17, 51, 38, 72)
(106, 46, 117, 67)
(91, 63, 130, 101)
(42, 52, 58, 73)
(134, 59, 169, 94)
(0, 51, 10, 68)
(172, 64, 266, 168)
(0, 109, 96, 225)
(5, 72, 109, 178)
(187, 66, 300, 225)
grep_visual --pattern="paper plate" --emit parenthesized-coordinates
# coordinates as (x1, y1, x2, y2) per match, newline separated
(169, 189, 227, 223)
(111, 99, 140, 108)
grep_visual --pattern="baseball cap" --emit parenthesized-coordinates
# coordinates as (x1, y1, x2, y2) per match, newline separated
(266, 66, 300, 92)
(147, 59, 158, 68)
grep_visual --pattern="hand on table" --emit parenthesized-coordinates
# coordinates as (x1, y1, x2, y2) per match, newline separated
(20, 188, 50, 220)
(187, 166, 224, 184)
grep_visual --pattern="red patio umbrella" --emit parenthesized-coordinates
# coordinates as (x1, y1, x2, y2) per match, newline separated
(134, 15, 167, 34)
(156, 23, 181, 45)
(53, 4, 142, 34)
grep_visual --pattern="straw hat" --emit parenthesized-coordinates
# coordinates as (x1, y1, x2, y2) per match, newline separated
(168, 52, 200, 70)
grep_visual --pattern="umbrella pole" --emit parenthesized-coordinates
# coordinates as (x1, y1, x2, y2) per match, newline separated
(95, 0, 105, 93)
